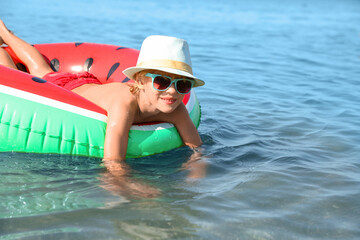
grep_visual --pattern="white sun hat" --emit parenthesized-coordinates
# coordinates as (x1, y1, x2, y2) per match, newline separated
(123, 35, 205, 87)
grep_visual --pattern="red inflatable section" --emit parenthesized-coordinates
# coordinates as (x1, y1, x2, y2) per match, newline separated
(0, 65, 107, 115)
(2, 43, 190, 114)
(5, 43, 138, 83)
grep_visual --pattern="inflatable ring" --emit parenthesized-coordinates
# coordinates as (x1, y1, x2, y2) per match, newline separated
(0, 43, 201, 158)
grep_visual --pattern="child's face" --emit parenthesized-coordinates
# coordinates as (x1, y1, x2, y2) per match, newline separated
(141, 70, 186, 113)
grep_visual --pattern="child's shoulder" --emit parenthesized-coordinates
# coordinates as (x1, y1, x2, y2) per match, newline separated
(101, 82, 132, 95)
(106, 82, 135, 101)
(87, 82, 135, 112)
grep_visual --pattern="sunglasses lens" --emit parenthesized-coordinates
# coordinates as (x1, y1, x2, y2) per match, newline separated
(176, 80, 193, 94)
(151, 74, 193, 94)
(153, 76, 171, 90)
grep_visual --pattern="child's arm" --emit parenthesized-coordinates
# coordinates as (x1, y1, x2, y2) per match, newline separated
(101, 102, 161, 198)
(170, 103, 203, 148)
(169, 104, 207, 180)
(103, 102, 135, 161)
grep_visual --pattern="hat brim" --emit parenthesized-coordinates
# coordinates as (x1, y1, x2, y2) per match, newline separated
(123, 66, 205, 87)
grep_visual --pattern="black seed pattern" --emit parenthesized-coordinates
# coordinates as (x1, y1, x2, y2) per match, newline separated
(107, 63, 120, 81)
(50, 58, 60, 72)
(75, 43, 83, 47)
(122, 77, 130, 83)
(32, 77, 47, 83)
(84, 58, 94, 72)
(116, 47, 128, 50)
(16, 63, 27, 73)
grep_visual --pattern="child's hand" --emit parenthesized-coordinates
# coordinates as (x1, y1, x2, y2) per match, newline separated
(182, 147, 207, 180)
(102, 159, 131, 176)
(100, 159, 161, 199)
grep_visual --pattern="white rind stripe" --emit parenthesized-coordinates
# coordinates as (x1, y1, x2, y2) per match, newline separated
(186, 90, 196, 112)
(130, 123, 174, 131)
(0, 84, 108, 122)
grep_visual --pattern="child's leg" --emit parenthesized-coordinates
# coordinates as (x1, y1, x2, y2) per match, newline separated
(0, 47, 17, 69)
(0, 20, 53, 78)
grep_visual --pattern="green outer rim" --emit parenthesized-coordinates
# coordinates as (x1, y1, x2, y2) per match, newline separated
(0, 91, 201, 158)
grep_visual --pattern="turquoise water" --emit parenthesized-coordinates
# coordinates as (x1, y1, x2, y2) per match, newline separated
(1, 0, 360, 239)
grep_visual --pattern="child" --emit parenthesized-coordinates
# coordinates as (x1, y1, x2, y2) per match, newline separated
(0, 19, 205, 178)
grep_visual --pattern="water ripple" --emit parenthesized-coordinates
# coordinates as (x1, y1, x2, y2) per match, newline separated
(1, 0, 360, 238)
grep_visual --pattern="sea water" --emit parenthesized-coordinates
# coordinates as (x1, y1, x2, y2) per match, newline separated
(0, 0, 360, 239)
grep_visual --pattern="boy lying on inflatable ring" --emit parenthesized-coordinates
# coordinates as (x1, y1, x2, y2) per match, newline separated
(0, 19, 206, 197)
